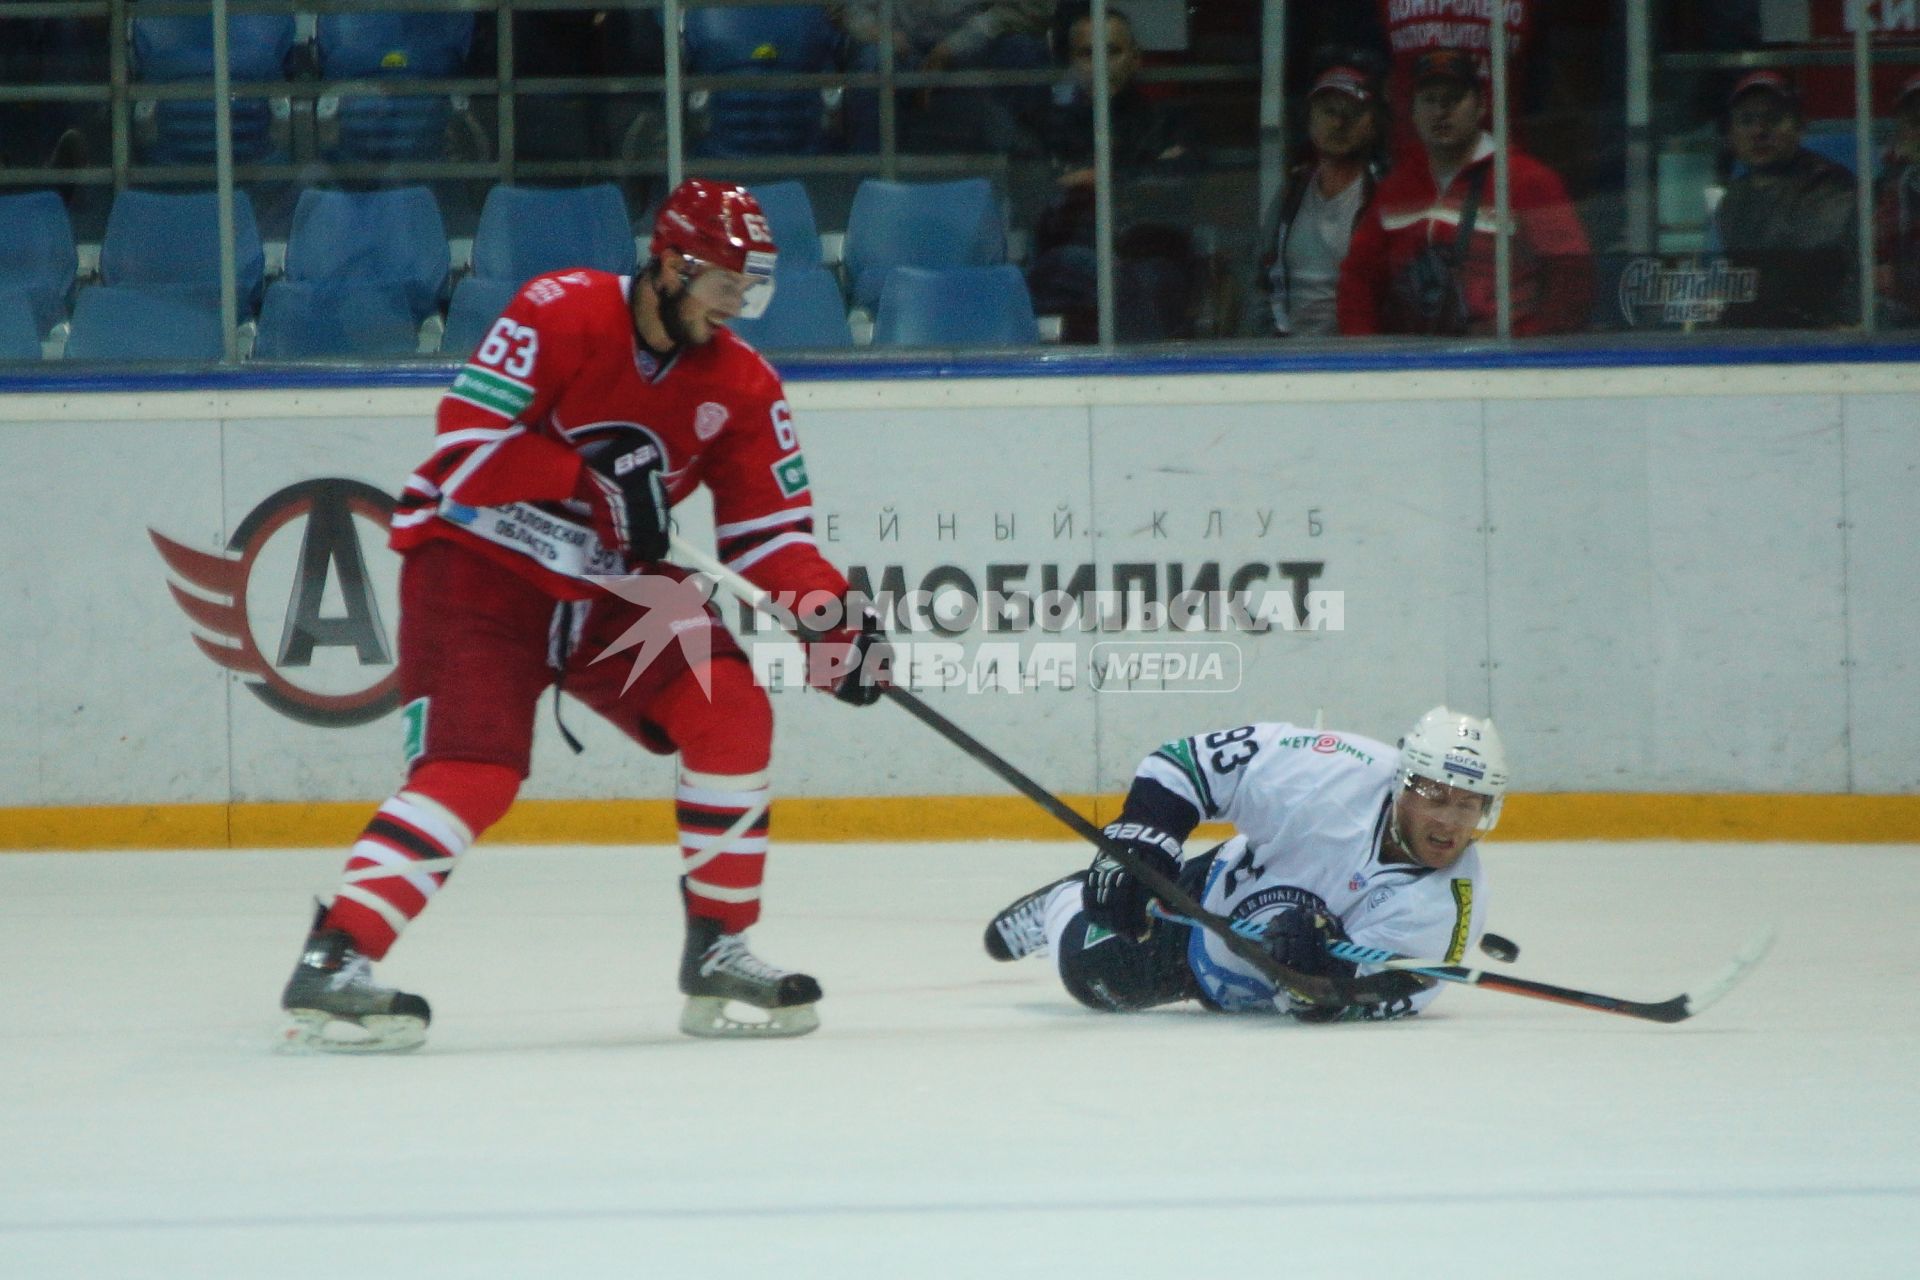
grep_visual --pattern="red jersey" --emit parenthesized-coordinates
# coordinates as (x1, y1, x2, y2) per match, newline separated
(1378, 0, 1534, 152)
(391, 269, 848, 607)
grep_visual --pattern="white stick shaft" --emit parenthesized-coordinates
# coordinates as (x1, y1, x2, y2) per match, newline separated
(672, 533, 779, 618)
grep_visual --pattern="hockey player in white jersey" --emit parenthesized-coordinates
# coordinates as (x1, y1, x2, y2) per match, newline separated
(984, 707, 1507, 1022)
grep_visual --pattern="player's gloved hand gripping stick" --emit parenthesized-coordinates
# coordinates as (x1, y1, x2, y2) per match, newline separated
(667, 533, 1393, 1008)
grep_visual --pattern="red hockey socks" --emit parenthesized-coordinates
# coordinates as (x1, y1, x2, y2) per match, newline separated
(654, 660, 774, 933)
(674, 766, 772, 933)
(320, 761, 519, 959)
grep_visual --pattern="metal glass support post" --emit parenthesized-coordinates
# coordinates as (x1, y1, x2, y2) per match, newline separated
(497, 0, 517, 183)
(1855, 9, 1877, 333)
(880, 0, 898, 178)
(1257, 0, 1287, 235)
(1490, 0, 1513, 339)
(211, 0, 239, 362)
(1626, 0, 1653, 253)
(665, 0, 685, 190)
(1091, 0, 1116, 348)
(109, 0, 130, 190)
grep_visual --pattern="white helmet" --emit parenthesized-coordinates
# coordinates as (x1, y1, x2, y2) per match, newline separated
(1398, 706, 1510, 834)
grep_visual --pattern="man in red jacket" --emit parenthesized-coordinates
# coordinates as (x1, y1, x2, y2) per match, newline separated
(277, 180, 889, 1052)
(1337, 48, 1590, 337)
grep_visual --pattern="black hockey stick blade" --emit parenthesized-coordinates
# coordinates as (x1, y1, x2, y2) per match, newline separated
(1330, 927, 1775, 1024)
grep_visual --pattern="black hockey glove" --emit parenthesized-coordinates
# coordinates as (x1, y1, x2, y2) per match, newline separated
(1259, 908, 1357, 982)
(578, 427, 670, 562)
(1260, 909, 1427, 1022)
(807, 606, 890, 707)
(1081, 821, 1185, 938)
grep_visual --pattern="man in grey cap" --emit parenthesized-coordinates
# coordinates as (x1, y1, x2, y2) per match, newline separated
(1713, 69, 1858, 329)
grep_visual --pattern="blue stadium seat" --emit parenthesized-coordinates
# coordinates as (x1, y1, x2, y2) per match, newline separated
(254, 280, 420, 359)
(132, 15, 296, 165)
(0, 289, 42, 360)
(843, 178, 1006, 308)
(99, 189, 266, 315)
(0, 191, 77, 336)
(315, 13, 475, 162)
(99, 188, 266, 315)
(726, 266, 851, 350)
(746, 181, 823, 270)
(65, 286, 225, 361)
(683, 6, 838, 158)
(872, 264, 1037, 347)
(284, 186, 450, 322)
(442, 276, 522, 356)
(471, 183, 635, 285)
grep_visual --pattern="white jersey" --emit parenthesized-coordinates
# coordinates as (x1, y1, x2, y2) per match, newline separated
(1137, 722, 1487, 1017)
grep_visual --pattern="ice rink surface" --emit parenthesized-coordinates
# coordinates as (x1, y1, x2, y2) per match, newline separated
(2, 838, 1916, 1278)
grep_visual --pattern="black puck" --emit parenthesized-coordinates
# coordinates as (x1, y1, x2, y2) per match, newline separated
(1479, 931, 1520, 963)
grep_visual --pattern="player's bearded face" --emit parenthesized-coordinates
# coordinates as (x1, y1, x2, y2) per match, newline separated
(1393, 776, 1486, 869)
(660, 256, 774, 346)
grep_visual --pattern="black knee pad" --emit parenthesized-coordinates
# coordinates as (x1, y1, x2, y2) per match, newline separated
(1057, 912, 1201, 1012)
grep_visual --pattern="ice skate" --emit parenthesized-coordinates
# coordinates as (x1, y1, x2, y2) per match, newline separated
(279, 906, 431, 1054)
(678, 917, 821, 1038)
(984, 873, 1082, 962)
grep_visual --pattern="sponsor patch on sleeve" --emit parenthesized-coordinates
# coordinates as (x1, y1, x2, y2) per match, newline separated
(771, 452, 809, 498)
(448, 366, 535, 418)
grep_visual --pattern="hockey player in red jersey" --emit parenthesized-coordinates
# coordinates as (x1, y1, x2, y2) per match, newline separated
(280, 179, 888, 1051)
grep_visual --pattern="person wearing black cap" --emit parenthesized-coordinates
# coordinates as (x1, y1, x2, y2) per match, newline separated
(1874, 72, 1920, 325)
(1713, 70, 1857, 329)
(1251, 57, 1387, 337)
(1336, 47, 1590, 337)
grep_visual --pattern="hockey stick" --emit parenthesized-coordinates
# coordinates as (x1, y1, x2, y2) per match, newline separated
(667, 534, 1400, 1008)
(1323, 928, 1775, 1024)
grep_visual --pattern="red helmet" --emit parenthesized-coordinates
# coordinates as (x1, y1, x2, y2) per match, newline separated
(650, 179, 778, 277)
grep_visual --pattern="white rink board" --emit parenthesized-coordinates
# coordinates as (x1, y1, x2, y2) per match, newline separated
(0, 367, 1916, 806)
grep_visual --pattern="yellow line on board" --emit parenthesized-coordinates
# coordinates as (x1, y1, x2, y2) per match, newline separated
(0, 793, 1916, 851)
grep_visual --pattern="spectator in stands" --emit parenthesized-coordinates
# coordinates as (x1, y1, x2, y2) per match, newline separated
(1024, 4, 1204, 342)
(1251, 57, 1385, 337)
(832, 0, 1052, 152)
(1337, 48, 1590, 338)
(1712, 70, 1857, 329)
(1874, 73, 1920, 326)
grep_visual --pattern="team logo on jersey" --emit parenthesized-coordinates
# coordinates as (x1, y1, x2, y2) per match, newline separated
(1348, 872, 1367, 892)
(694, 401, 728, 440)
(150, 479, 400, 727)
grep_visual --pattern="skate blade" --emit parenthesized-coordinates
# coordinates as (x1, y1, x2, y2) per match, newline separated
(279, 1008, 428, 1055)
(678, 995, 820, 1039)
